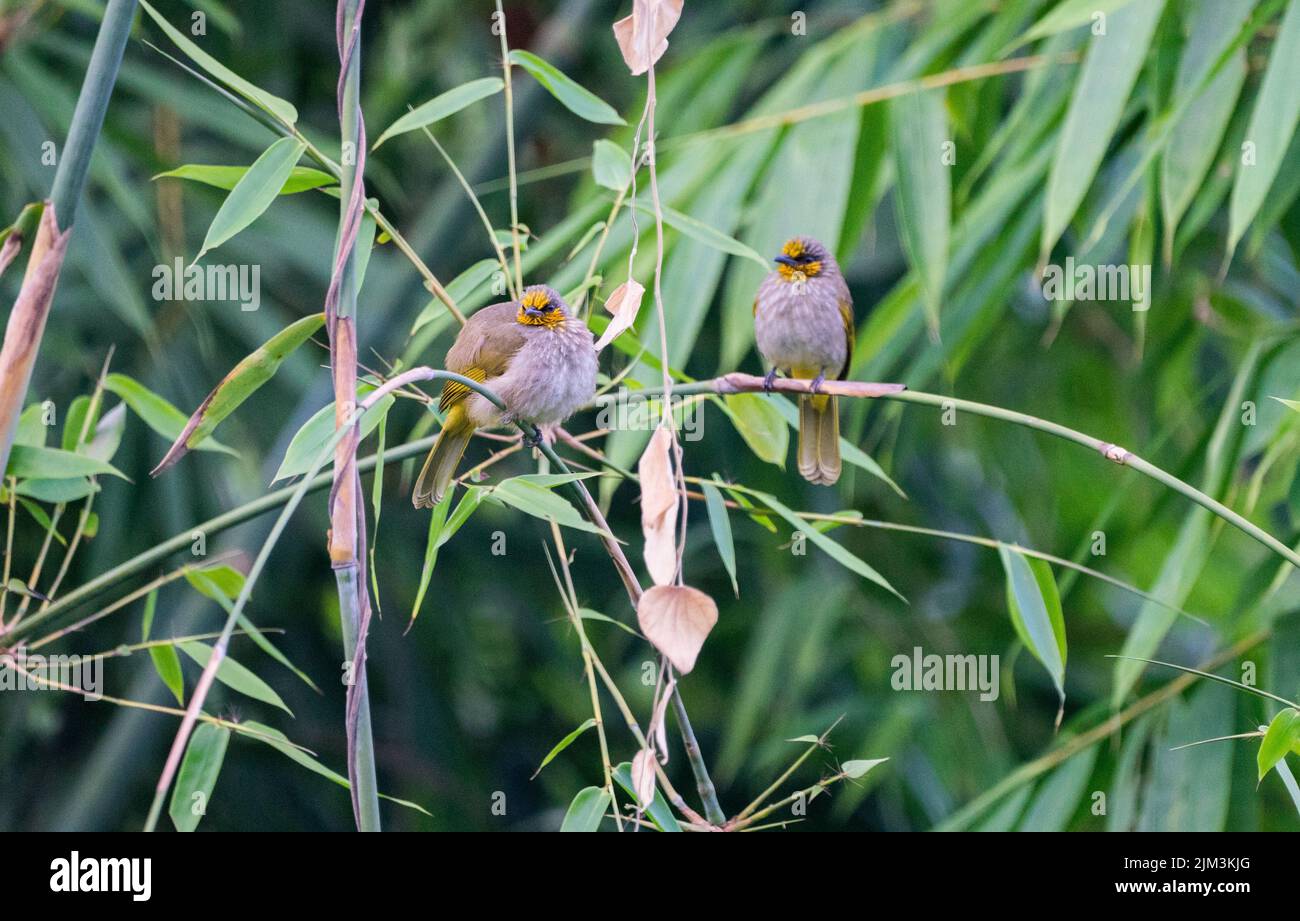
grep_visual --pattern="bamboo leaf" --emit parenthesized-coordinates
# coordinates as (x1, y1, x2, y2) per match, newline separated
(721, 393, 788, 468)
(1258, 708, 1300, 781)
(153, 164, 335, 195)
(141, 589, 184, 706)
(592, 139, 633, 190)
(168, 722, 230, 832)
(738, 486, 903, 601)
(152, 314, 325, 474)
(1041, 0, 1166, 258)
(140, 0, 299, 125)
(1160, 0, 1252, 244)
(613, 761, 682, 831)
(508, 50, 625, 125)
(178, 641, 291, 714)
(103, 374, 234, 456)
(488, 477, 613, 538)
(5, 445, 126, 481)
(1227, 0, 1300, 259)
(196, 137, 306, 262)
(700, 481, 739, 597)
(272, 387, 394, 482)
(240, 721, 431, 816)
(1014, 0, 1144, 48)
(531, 718, 597, 779)
(372, 77, 505, 149)
(999, 546, 1067, 707)
(890, 88, 950, 337)
(559, 786, 611, 831)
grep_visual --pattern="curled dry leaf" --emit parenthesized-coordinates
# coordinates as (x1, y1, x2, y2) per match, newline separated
(631, 747, 656, 809)
(638, 423, 678, 586)
(593, 278, 644, 352)
(652, 675, 675, 761)
(637, 584, 718, 674)
(613, 0, 684, 75)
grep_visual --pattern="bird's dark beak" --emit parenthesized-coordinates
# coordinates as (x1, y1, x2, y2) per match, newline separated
(774, 254, 800, 268)
(525, 307, 544, 318)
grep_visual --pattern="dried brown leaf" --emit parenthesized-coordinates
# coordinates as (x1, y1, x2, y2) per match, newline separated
(638, 423, 678, 585)
(613, 0, 684, 75)
(593, 278, 645, 352)
(636, 584, 718, 674)
(631, 747, 656, 808)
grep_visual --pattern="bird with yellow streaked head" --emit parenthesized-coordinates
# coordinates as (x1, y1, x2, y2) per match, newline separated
(753, 235, 854, 486)
(412, 285, 597, 509)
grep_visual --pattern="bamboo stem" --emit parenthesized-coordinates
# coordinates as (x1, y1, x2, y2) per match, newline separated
(0, 0, 136, 478)
(639, 373, 1300, 571)
(327, 0, 381, 832)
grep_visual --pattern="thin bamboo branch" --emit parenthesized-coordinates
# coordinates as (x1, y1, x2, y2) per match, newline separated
(639, 373, 1300, 571)
(495, 0, 524, 295)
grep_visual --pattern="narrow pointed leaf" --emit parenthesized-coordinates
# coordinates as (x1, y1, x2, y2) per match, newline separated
(196, 137, 306, 261)
(508, 50, 625, 125)
(372, 77, 504, 149)
(168, 722, 230, 832)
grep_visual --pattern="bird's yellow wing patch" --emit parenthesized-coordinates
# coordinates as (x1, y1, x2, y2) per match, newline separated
(838, 298, 855, 380)
(439, 366, 487, 412)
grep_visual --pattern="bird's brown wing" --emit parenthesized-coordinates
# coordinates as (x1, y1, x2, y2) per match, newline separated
(438, 301, 526, 411)
(837, 297, 855, 380)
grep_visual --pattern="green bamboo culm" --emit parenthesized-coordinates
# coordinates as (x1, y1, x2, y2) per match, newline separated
(332, 0, 382, 833)
(49, 0, 140, 227)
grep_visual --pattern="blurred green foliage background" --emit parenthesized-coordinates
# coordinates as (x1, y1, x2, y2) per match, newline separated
(1, 0, 1299, 831)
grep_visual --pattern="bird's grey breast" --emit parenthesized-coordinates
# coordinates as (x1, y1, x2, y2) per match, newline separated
(755, 273, 848, 374)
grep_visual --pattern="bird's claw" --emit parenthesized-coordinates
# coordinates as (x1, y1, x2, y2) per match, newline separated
(762, 368, 778, 393)
(810, 373, 826, 395)
(524, 427, 545, 449)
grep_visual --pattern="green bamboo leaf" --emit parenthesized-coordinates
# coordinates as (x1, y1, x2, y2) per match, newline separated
(508, 50, 625, 125)
(140, 0, 299, 125)
(152, 314, 325, 474)
(531, 718, 597, 779)
(168, 722, 230, 832)
(739, 486, 903, 601)
(61, 395, 99, 453)
(238, 721, 431, 815)
(141, 589, 184, 706)
(700, 481, 738, 597)
(178, 641, 291, 714)
(372, 77, 504, 149)
(488, 478, 612, 538)
(632, 199, 769, 267)
(5, 445, 126, 481)
(196, 137, 306, 262)
(1017, 744, 1099, 831)
(1013, 0, 1143, 48)
(578, 607, 642, 638)
(1227, 0, 1300, 260)
(1258, 708, 1300, 781)
(184, 565, 245, 603)
(1041, 0, 1166, 259)
(14, 404, 46, 447)
(410, 492, 452, 627)
(559, 786, 610, 831)
(153, 163, 335, 195)
(890, 88, 949, 338)
(103, 374, 234, 456)
(721, 393, 788, 468)
(612, 762, 681, 831)
(1160, 0, 1251, 246)
(14, 478, 97, 504)
(15, 498, 66, 546)
(272, 386, 394, 481)
(842, 757, 888, 779)
(1272, 396, 1300, 412)
(998, 546, 1067, 706)
(592, 139, 632, 190)
(411, 259, 503, 335)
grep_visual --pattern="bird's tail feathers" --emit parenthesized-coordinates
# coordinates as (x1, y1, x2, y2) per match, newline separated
(797, 394, 841, 486)
(413, 405, 474, 509)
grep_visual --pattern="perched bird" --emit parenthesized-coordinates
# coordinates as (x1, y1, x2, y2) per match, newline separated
(753, 235, 854, 486)
(412, 285, 597, 509)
